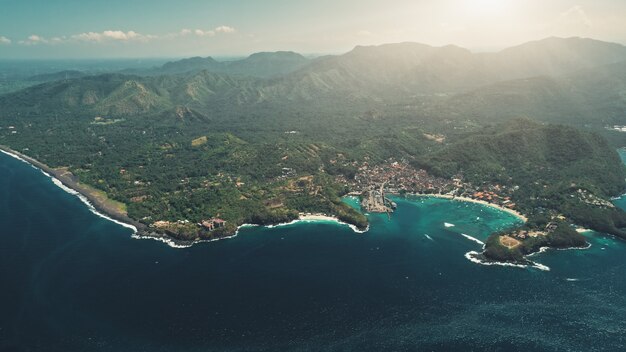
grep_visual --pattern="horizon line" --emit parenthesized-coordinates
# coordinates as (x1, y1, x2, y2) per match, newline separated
(0, 36, 623, 61)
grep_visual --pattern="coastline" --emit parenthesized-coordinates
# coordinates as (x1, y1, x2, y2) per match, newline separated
(0, 145, 370, 249)
(397, 194, 597, 270)
(0, 145, 145, 233)
(0, 149, 521, 250)
(388, 193, 560, 270)
(405, 193, 528, 223)
(133, 213, 370, 249)
(464, 250, 551, 271)
(467, 242, 593, 272)
(462, 230, 593, 272)
(238, 213, 369, 235)
(0, 148, 600, 271)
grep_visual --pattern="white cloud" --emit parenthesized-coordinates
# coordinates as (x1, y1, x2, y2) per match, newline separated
(19, 34, 48, 45)
(71, 30, 153, 42)
(215, 26, 236, 34)
(356, 30, 372, 36)
(29, 35, 44, 42)
(50, 36, 66, 43)
(558, 5, 592, 28)
(72, 32, 102, 41)
(194, 29, 215, 37)
(103, 30, 139, 40)
(12, 25, 237, 47)
(0, 36, 10, 44)
(190, 26, 236, 37)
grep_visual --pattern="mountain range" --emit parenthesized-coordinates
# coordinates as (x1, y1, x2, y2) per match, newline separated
(1, 36, 625, 246)
(3, 36, 626, 128)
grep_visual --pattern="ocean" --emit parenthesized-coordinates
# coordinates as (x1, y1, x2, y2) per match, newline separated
(1, 151, 626, 352)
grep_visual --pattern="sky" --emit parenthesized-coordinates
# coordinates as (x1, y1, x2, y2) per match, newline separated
(0, 0, 625, 59)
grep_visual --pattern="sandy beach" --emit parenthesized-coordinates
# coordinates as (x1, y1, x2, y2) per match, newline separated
(408, 193, 528, 222)
(298, 213, 369, 233)
(299, 214, 344, 222)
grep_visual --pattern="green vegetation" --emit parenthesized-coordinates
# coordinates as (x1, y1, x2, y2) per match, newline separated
(0, 38, 625, 246)
(420, 119, 626, 261)
(422, 119, 625, 218)
(484, 223, 587, 263)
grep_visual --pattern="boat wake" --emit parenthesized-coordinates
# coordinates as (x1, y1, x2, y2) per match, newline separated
(460, 233, 484, 245)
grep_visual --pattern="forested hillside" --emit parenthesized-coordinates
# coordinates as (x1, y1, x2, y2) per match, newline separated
(1, 37, 625, 244)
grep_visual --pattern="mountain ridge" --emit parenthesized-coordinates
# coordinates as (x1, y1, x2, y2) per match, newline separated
(3, 36, 626, 127)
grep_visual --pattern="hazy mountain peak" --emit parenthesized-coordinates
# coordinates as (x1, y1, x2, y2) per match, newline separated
(501, 36, 626, 55)
(492, 36, 626, 79)
(155, 51, 307, 78)
(348, 42, 434, 55)
(159, 56, 220, 75)
(245, 51, 306, 60)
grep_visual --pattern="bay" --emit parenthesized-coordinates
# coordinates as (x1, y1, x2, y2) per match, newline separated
(1, 152, 626, 352)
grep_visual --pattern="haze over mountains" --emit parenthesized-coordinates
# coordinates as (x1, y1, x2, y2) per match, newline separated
(1, 35, 625, 251)
(153, 51, 309, 77)
(3, 36, 626, 127)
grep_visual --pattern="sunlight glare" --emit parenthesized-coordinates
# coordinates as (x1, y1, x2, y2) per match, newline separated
(465, 0, 515, 17)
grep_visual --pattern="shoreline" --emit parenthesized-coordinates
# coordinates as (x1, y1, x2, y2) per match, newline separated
(0, 146, 145, 233)
(397, 194, 596, 270)
(238, 213, 369, 236)
(404, 193, 528, 223)
(0, 145, 369, 249)
(464, 250, 551, 271)
(132, 213, 370, 249)
(0, 150, 523, 250)
(175, 194, 525, 248)
(462, 233, 592, 272)
(0, 149, 601, 269)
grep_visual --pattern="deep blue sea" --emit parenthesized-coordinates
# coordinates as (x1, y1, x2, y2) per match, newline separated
(2, 151, 626, 352)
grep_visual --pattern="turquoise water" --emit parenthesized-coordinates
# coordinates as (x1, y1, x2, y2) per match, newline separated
(2, 152, 626, 351)
(614, 148, 626, 210)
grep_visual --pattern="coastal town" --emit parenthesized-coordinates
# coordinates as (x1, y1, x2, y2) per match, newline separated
(336, 159, 521, 216)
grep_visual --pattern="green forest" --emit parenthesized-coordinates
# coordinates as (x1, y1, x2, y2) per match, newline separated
(0, 38, 625, 248)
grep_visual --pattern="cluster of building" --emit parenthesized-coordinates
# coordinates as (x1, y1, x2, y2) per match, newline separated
(152, 219, 191, 228)
(470, 190, 517, 209)
(199, 218, 227, 231)
(346, 160, 461, 195)
(576, 189, 615, 208)
(278, 167, 297, 179)
(509, 229, 546, 240)
(338, 160, 521, 212)
(361, 186, 396, 213)
(508, 222, 558, 240)
(152, 218, 226, 232)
